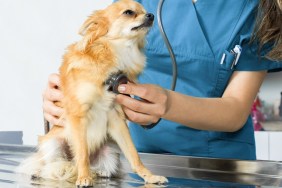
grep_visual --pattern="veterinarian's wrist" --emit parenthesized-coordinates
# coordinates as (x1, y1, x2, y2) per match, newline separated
(161, 89, 173, 119)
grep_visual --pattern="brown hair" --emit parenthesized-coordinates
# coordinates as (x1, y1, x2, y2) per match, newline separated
(253, 0, 282, 61)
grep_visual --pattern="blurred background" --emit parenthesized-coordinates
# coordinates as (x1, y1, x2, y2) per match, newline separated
(0, 0, 281, 160)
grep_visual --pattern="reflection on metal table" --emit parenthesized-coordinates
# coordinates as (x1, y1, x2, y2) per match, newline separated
(1, 144, 282, 187)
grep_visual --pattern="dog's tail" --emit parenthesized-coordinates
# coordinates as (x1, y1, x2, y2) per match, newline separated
(16, 152, 43, 179)
(17, 156, 77, 183)
(40, 160, 77, 182)
(16, 137, 77, 182)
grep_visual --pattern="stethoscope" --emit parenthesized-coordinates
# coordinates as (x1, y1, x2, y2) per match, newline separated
(157, 0, 177, 91)
(143, 0, 177, 128)
(109, 0, 177, 129)
(44, 0, 176, 133)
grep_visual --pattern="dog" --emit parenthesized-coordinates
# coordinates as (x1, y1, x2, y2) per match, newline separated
(17, 0, 168, 187)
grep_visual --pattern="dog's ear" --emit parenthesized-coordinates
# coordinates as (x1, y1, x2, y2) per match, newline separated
(78, 10, 108, 36)
(120, 0, 133, 2)
(77, 10, 109, 51)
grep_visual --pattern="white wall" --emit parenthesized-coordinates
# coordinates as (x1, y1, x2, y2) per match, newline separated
(0, 0, 112, 145)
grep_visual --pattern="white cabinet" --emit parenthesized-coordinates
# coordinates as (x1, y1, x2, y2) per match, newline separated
(255, 132, 269, 160)
(255, 131, 282, 161)
(269, 132, 282, 161)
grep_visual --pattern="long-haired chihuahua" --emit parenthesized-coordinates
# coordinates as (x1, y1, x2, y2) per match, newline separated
(18, 0, 168, 187)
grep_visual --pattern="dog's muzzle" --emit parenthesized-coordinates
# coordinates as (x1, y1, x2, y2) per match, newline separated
(132, 13, 154, 30)
(144, 13, 154, 25)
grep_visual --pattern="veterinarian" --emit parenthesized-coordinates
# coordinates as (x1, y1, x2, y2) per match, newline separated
(43, 0, 282, 160)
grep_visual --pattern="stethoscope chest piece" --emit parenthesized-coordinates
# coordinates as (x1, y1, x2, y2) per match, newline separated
(106, 72, 129, 94)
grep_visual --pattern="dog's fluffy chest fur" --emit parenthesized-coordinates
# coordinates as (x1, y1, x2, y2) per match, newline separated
(62, 38, 146, 152)
(111, 39, 146, 77)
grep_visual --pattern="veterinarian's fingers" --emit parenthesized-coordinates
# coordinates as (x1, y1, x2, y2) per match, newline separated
(43, 113, 65, 126)
(48, 73, 61, 88)
(43, 74, 63, 102)
(122, 106, 160, 125)
(43, 87, 64, 102)
(43, 100, 64, 117)
(117, 84, 169, 118)
(116, 94, 154, 115)
(118, 83, 164, 103)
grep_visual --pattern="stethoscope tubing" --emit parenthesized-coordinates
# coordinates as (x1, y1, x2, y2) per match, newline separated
(157, 0, 178, 91)
(142, 0, 178, 129)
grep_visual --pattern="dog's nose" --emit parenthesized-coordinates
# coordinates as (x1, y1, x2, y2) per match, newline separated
(145, 13, 154, 22)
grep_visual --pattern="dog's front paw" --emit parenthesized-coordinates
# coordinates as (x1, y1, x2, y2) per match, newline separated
(144, 175, 168, 184)
(76, 176, 93, 187)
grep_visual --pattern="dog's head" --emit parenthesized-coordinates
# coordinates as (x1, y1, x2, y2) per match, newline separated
(78, 0, 154, 51)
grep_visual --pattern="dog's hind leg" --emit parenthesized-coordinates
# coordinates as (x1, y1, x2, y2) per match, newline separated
(107, 108, 168, 184)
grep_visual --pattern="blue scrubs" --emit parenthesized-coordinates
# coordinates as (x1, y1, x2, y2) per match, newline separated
(116, 0, 282, 160)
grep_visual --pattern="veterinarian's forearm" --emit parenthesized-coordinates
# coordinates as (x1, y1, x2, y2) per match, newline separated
(162, 91, 249, 132)
(162, 71, 267, 132)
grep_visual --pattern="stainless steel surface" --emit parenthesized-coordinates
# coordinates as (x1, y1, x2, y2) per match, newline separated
(1, 144, 282, 187)
(0, 132, 23, 145)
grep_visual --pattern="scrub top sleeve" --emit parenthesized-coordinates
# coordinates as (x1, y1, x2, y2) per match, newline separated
(235, 42, 282, 72)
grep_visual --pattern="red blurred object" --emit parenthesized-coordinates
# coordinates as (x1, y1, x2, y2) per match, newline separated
(251, 96, 265, 131)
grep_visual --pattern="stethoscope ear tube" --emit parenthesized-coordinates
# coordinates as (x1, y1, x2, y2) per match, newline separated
(142, 0, 178, 130)
(157, 0, 177, 91)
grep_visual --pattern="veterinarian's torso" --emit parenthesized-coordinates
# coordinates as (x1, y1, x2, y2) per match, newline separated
(114, 0, 282, 160)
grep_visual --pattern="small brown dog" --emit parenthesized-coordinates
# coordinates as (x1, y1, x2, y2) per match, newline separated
(18, 0, 168, 187)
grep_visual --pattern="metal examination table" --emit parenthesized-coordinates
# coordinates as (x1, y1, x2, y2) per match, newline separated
(1, 144, 282, 187)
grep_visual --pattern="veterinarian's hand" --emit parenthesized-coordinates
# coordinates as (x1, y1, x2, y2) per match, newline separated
(42, 73, 65, 126)
(116, 83, 170, 127)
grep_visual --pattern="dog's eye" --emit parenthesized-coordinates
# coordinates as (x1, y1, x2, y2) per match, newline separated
(123, 10, 135, 16)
